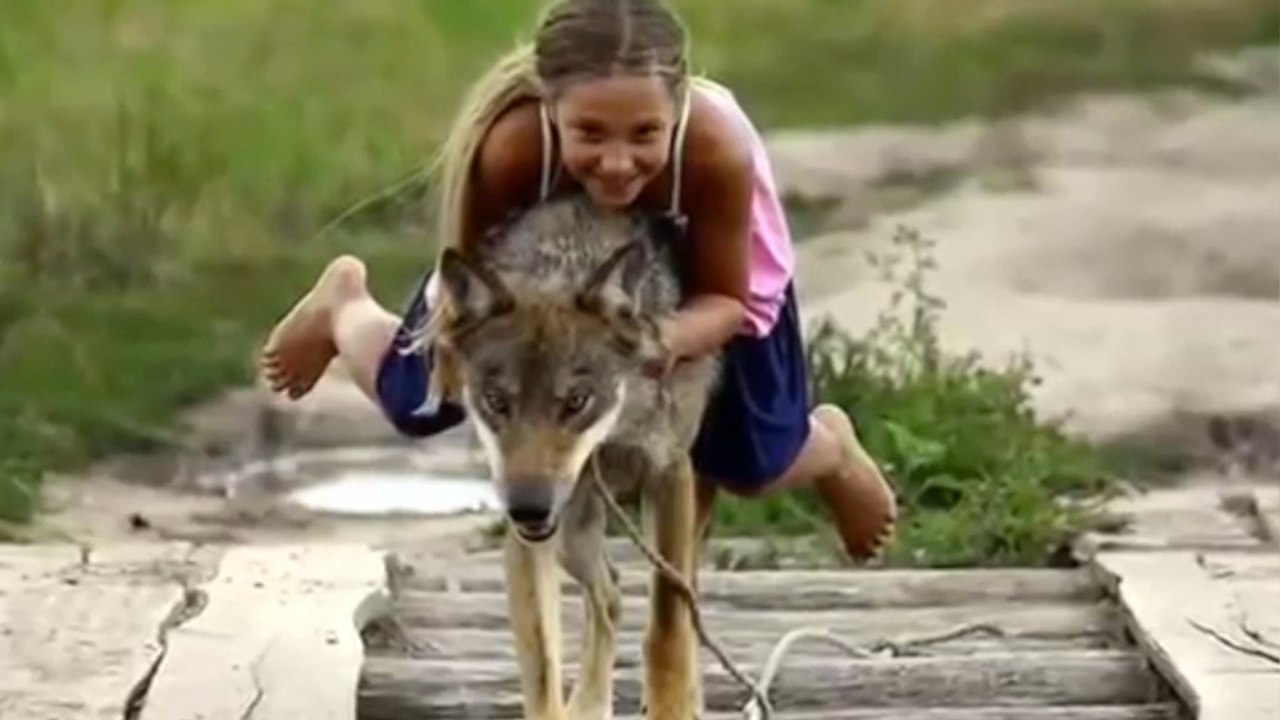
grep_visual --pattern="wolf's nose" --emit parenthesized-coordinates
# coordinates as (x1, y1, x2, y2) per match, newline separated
(505, 482, 554, 527)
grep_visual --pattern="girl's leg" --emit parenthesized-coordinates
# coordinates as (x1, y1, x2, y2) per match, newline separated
(260, 255, 399, 401)
(691, 284, 896, 562)
(720, 404, 897, 562)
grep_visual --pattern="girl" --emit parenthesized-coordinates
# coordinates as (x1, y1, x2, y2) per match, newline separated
(260, 0, 896, 561)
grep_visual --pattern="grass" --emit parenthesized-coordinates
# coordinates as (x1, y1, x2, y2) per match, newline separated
(1, 0, 1275, 558)
(710, 228, 1120, 567)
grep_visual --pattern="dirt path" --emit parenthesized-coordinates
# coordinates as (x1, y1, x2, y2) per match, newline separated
(774, 81, 1280, 465)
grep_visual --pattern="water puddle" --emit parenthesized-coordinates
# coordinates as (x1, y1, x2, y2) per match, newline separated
(288, 470, 499, 517)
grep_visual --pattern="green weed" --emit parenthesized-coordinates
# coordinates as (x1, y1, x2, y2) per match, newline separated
(711, 227, 1119, 567)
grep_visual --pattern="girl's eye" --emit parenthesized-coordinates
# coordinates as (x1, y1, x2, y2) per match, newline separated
(482, 388, 511, 417)
(633, 127, 661, 144)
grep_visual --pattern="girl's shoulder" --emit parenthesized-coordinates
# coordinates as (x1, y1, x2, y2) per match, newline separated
(474, 98, 546, 211)
(681, 78, 757, 208)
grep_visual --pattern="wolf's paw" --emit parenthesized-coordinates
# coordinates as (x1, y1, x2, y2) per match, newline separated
(567, 700, 612, 720)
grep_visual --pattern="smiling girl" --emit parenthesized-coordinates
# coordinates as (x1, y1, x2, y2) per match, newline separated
(260, 0, 896, 561)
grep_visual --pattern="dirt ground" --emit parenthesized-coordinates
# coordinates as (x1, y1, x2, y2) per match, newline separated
(23, 51, 1280, 549)
(778, 81, 1279, 467)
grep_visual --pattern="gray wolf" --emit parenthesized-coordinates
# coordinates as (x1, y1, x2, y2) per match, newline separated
(435, 193, 719, 720)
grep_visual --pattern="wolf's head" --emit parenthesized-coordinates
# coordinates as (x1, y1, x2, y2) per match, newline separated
(436, 239, 663, 543)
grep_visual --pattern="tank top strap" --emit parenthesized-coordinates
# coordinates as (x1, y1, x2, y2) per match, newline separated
(538, 102, 555, 202)
(668, 84, 694, 217)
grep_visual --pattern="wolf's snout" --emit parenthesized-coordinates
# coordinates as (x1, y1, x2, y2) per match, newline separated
(504, 481, 558, 541)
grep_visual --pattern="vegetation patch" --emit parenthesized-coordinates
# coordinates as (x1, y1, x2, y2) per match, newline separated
(710, 228, 1120, 568)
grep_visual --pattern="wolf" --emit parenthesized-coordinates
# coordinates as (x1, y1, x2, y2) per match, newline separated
(435, 193, 720, 720)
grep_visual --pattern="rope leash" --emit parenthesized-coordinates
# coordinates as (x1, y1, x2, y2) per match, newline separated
(589, 455, 1008, 720)
(589, 456, 774, 717)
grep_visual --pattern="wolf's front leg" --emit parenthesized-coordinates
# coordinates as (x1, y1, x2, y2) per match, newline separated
(642, 457, 700, 719)
(560, 482, 622, 720)
(565, 553, 620, 720)
(505, 530, 568, 720)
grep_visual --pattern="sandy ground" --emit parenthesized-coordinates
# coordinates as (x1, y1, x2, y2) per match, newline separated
(24, 55, 1280, 548)
(777, 87, 1280, 458)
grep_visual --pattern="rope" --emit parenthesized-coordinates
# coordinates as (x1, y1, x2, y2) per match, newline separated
(589, 455, 1009, 720)
(589, 456, 774, 716)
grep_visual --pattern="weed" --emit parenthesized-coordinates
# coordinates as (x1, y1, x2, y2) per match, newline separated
(712, 226, 1119, 567)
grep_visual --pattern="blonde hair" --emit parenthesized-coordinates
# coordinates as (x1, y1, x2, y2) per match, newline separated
(420, 0, 690, 400)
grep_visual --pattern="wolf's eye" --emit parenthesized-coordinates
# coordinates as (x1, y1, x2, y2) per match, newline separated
(562, 390, 592, 417)
(481, 387, 511, 417)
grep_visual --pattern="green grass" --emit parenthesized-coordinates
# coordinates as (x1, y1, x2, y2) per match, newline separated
(1, 0, 1275, 558)
(710, 228, 1119, 567)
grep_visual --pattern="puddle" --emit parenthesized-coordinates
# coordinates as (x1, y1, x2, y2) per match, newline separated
(288, 470, 499, 517)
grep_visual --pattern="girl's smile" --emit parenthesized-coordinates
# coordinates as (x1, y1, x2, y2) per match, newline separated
(550, 74, 678, 209)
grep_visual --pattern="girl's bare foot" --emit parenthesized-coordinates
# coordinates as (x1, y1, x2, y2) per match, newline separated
(811, 404, 898, 562)
(259, 255, 366, 400)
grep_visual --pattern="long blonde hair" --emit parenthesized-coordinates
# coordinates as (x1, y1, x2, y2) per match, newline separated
(421, 0, 690, 400)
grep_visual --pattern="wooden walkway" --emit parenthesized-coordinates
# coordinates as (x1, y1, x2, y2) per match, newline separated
(357, 539, 1185, 720)
(6, 479, 1277, 719)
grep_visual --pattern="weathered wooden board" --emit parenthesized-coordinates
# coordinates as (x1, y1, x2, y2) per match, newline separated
(0, 543, 200, 720)
(393, 564, 1101, 609)
(360, 705, 1182, 720)
(389, 591, 1118, 640)
(359, 650, 1160, 716)
(140, 544, 389, 720)
(623, 708, 1185, 720)
(1092, 550, 1280, 720)
(366, 626, 1114, 664)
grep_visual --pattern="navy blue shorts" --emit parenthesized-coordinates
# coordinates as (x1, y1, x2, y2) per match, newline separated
(374, 272, 812, 492)
(373, 270, 467, 437)
(689, 283, 811, 493)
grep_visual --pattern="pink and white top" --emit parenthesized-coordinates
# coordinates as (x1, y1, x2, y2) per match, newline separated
(694, 78, 796, 338)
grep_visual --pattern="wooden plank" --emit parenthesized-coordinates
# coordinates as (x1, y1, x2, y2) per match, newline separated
(388, 592, 1119, 640)
(358, 650, 1161, 716)
(632, 708, 1184, 720)
(140, 544, 389, 720)
(366, 627, 1115, 664)
(360, 705, 1183, 720)
(1092, 550, 1280, 720)
(0, 543, 201, 720)
(393, 564, 1101, 609)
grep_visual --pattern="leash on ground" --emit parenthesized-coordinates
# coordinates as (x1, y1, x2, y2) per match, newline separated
(589, 455, 1006, 720)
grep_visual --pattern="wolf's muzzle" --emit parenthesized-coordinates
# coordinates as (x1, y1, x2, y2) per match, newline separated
(504, 480, 559, 542)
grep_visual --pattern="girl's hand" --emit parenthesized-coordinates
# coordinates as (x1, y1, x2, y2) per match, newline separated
(639, 317, 676, 380)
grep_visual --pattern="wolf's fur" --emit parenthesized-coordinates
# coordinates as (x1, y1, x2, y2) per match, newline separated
(436, 194, 720, 719)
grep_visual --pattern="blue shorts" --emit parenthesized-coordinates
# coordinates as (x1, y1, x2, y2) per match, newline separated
(373, 272, 811, 493)
(373, 270, 467, 437)
(688, 283, 811, 493)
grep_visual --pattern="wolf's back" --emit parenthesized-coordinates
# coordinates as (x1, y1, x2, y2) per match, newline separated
(478, 194, 685, 313)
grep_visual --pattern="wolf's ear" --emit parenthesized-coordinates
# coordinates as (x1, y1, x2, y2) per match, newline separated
(577, 241, 648, 316)
(438, 247, 513, 323)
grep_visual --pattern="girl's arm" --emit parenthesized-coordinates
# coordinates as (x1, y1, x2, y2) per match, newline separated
(462, 102, 545, 252)
(658, 105, 755, 362)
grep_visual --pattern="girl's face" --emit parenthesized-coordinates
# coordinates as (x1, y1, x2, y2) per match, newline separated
(549, 74, 679, 209)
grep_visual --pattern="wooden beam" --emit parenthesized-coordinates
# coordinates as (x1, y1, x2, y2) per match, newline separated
(388, 591, 1119, 640)
(140, 544, 389, 720)
(392, 564, 1102, 609)
(1091, 550, 1280, 720)
(359, 650, 1161, 716)
(365, 626, 1114, 664)
(360, 705, 1183, 720)
(0, 544, 200, 720)
(622, 708, 1184, 720)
